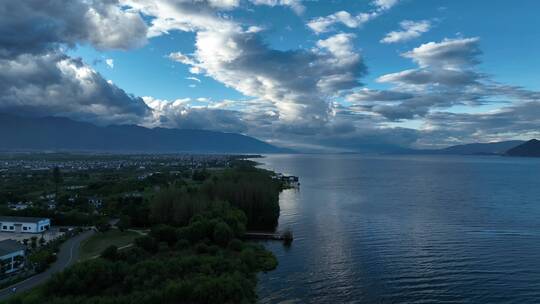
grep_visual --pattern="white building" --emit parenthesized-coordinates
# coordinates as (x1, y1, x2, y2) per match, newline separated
(0, 216, 51, 233)
(0, 239, 26, 275)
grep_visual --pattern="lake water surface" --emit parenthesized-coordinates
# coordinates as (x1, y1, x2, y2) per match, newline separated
(255, 154, 540, 304)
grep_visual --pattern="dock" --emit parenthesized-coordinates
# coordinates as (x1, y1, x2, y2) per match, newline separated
(244, 232, 285, 240)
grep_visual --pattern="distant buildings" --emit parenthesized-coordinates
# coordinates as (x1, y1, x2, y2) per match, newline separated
(66, 185, 86, 190)
(0, 216, 51, 233)
(7, 202, 32, 211)
(88, 197, 103, 209)
(0, 239, 25, 275)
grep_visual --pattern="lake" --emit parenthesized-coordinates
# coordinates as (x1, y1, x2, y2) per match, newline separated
(255, 154, 540, 304)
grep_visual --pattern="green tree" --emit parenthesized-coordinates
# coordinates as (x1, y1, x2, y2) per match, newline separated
(101, 245, 118, 260)
(134, 236, 159, 253)
(213, 222, 233, 247)
(39, 236, 46, 247)
(28, 249, 56, 272)
(150, 225, 178, 247)
(30, 236, 38, 249)
(52, 166, 63, 198)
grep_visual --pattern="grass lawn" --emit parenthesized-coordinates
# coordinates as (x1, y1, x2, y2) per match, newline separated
(79, 229, 139, 261)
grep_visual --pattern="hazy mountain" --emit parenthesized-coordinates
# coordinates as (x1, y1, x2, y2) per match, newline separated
(396, 140, 525, 155)
(433, 140, 525, 155)
(505, 139, 540, 157)
(0, 113, 289, 153)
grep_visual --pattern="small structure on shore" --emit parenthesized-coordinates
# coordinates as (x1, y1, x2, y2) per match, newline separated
(281, 229, 293, 246)
(244, 230, 294, 246)
(273, 173, 300, 188)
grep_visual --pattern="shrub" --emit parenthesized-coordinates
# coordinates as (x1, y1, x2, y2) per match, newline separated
(134, 236, 159, 254)
(213, 222, 233, 247)
(101, 245, 118, 261)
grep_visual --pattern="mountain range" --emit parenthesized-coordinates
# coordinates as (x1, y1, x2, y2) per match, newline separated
(505, 139, 540, 157)
(2, 113, 538, 156)
(0, 113, 289, 154)
(412, 140, 526, 155)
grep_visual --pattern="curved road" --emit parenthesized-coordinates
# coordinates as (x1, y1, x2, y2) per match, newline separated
(0, 229, 95, 301)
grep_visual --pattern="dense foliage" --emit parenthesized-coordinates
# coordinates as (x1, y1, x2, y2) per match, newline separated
(119, 165, 281, 230)
(202, 166, 281, 230)
(7, 165, 281, 304)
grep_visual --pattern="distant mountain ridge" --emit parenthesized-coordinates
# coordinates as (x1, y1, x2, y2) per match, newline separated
(505, 139, 540, 157)
(395, 140, 525, 156)
(0, 113, 289, 153)
(432, 140, 525, 155)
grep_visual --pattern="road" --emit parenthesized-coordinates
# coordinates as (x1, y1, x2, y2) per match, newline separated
(0, 229, 95, 302)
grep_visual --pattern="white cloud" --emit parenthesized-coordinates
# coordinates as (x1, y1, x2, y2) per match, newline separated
(381, 20, 431, 44)
(373, 0, 399, 10)
(185, 30, 365, 123)
(308, 11, 375, 34)
(142, 96, 248, 132)
(307, 0, 399, 34)
(186, 76, 201, 82)
(168, 52, 197, 65)
(121, 0, 240, 37)
(125, 0, 366, 126)
(105, 58, 114, 68)
(403, 37, 481, 68)
(250, 0, 305, 14)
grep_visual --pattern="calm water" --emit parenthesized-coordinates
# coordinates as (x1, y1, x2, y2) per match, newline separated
(255, 154, 540, 304)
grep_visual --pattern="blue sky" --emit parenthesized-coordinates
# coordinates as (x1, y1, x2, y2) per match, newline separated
(72, 0, 540, 101)
(2, 0, 540, 151)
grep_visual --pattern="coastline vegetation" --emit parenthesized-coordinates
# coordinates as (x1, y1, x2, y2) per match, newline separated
(78, 229, 140, 261)
(5, 160, 282, 304)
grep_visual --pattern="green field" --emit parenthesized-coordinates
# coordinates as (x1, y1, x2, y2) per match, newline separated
(79, 229, 140, 261)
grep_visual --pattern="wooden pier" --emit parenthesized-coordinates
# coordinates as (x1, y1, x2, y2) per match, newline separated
(244, 232, 285, 240)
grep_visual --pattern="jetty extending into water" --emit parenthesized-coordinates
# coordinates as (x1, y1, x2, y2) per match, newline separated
(244, 231, 293, 245)
(245, 232, 285, 240)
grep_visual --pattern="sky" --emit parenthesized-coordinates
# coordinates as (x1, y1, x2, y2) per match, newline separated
(1, 0, 540, 152)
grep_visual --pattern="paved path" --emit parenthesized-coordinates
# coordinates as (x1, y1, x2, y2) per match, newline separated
(0, 230, 95, 302)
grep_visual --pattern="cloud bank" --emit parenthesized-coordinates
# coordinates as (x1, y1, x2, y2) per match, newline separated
(1, 0, 539, 151)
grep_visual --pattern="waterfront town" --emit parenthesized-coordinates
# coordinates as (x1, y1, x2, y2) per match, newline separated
(0, 153, 298, 303)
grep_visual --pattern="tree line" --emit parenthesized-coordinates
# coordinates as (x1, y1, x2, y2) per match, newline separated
(8, 164, 282, 304)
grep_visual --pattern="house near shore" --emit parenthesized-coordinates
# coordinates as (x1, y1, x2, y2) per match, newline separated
(0, 216, 51, 233)
(0, 239, 26, 275)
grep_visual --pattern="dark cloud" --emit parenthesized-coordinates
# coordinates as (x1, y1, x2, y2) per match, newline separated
(350, 37, 540, 123)
(378, 68, 482, 87)
(346, 89, 414, 102)
(1, 1, 538, 152)
(0, 53, 151, 125)
(0, 0, 150, 125)
(0, 0, 147, 58)
(419, 101, 540, 147)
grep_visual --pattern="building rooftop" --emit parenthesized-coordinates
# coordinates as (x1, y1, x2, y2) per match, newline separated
(0, 239, 25, 256)
(0, 216, 49, 224)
